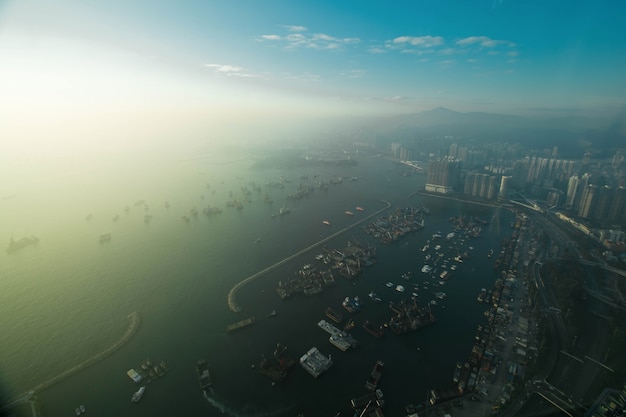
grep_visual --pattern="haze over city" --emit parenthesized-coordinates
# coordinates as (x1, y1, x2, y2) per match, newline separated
(2, 2, 626, 417)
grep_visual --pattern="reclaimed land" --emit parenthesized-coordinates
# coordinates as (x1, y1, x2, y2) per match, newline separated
(227, 200, 391, 313)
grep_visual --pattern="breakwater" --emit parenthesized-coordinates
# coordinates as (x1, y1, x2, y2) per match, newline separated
(227, 201, 391, 313)
(2, 312, 140, 412)
(33, 312, 140, 394)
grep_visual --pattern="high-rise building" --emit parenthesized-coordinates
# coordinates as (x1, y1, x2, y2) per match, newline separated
(565, 175, 579, 208)
(593, 185, 613, 222)
(608, 186, 626, 224)
(546, 190, 561, 208)
(425, 158, 461, 194)
(499, 176, 511, 200)
(573, 173, 591, 210)
(578, 184, 597, 219)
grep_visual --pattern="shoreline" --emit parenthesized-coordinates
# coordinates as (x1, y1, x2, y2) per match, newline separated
(227, 200, 392, 313)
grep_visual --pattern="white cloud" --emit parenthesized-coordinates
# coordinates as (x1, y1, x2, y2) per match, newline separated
(467, 58, 479, 63)
(258, 28, 360, 50)
(440, 48, 456, 55)
(284, 25, 308, 32)
(369, 47, 386, 54)
(203, 64, 243, 73)
(393, 35, 444, 47)
(260, 34, 282, 41)
(203, 64, 263, 78)
(508, 51, 519, 57)
(313, 33, 337, 42)
(456, 36, 515, 48)
(339, 69, 366, 78)
(400, 48, 434, 55)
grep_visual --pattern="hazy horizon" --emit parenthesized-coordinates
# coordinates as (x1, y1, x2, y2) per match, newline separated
(1, 0, 626, 159)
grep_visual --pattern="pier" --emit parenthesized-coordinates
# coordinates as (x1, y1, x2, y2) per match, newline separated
(227, 200, 391, 313)
(1, 312, 141, 415)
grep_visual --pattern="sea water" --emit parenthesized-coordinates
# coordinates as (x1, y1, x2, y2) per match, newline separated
(0, 149, 514, 416)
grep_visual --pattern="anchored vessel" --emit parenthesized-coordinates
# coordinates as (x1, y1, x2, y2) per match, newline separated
(6, 235, 39, 254)
(197, 360, 212, 396)
(226, 316, 256, 333)
(131, 386, 146, 403)
(365, 360, 384, 390)
(299, 347, 333, 378)
(325, 307, 344, 324)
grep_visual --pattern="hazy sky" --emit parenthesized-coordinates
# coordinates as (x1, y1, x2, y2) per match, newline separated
(1, 0, 625, 154)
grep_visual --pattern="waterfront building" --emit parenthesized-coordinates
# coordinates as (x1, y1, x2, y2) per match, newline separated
(464, 173, 497, 199)
(499, 176, 511, 201)
(425, 157, 461, 194)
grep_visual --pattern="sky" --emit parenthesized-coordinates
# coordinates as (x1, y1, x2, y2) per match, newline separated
(1, 0, 625, 154)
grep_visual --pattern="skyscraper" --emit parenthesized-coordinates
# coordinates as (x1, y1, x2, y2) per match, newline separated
(578, 184, 597, 219)
(425, 157, 461, 194)
(565, 175, 579, 208)
(499, 176, 511, 200)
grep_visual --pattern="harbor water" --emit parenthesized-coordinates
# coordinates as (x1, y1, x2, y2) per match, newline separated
(0, 149, 514, 416)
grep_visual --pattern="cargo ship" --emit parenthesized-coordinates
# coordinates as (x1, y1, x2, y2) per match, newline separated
(258, 355, 287, 382)
(329, 334, 351, 351)
(318, 319, 341, 335)
(365, 360, 384, 390)
(126, 369, 143, 383)
(362, 320, 385, 338)
(196, 360, 212, 395)
(299, 347, 333, 378)
(325, 307, 344, 324)
(131, 386, 146, 403)
(226, 316, 256, 333)
(6, 235, 39, 254)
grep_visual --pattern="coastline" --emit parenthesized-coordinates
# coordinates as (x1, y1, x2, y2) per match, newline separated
(226, 200, 392, 313)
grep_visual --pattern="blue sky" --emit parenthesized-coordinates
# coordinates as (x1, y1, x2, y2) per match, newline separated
(1, 0, 625, 152)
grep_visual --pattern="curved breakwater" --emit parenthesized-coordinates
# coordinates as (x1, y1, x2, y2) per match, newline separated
(227, 201, 391, 313)
(31, 312, 141, 394)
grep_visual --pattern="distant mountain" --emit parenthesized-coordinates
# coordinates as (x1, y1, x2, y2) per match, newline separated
(347, 107, 624, 158)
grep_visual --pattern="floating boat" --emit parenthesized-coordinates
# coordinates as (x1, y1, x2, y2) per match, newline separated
(385, 282, 394, 288)
(356, 207, 364, 211)
(395, 285, 405, 292)
(368, 291, 382, 302)
(322, 220, 331, 226)
(131, 386, 146, 403)
(345, 211, 354, 216)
